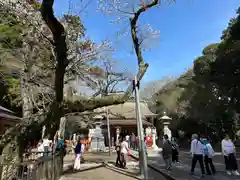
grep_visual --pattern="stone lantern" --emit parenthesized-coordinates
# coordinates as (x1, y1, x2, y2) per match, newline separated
(151, 127, 158, 150)
(160, 112, 172, 140)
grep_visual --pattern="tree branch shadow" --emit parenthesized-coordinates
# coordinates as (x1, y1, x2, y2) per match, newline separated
(63, 164, 105, 175)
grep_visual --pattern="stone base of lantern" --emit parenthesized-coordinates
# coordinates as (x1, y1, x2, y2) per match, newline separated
(152, 144, 159, 151)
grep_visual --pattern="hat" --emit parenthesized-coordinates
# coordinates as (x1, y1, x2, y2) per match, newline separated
(201, 138, 207, 145)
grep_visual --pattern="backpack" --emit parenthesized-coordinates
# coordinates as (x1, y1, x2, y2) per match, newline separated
(203, 145, 208, 155)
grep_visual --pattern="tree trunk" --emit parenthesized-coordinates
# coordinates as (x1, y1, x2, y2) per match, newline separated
(40, 0, 68, 139)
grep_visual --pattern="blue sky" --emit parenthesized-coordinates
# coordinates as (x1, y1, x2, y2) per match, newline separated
(54, 0, 239, 84)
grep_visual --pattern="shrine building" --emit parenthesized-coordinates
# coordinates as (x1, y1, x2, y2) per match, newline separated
(94, 100, 157, 146)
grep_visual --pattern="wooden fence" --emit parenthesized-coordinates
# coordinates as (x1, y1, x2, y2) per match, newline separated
(0, 152, 63, 180)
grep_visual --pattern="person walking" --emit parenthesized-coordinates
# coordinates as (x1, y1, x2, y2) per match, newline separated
(190, 134, 205, 177)
(171, 137, 179, 163)
(73, 140, 82, 171)
(120, 136, 130, 169)
(136, 136, 139, 150)
(130, 133, 136, 150)
(162, 134, 172, 170)
(221, 134, 239, 175)
(144, 137, 148, 156)
(115, 137, 122, 167)
(202, 138, 216, 175)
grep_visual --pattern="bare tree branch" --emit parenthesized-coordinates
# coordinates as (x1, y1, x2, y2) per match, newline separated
(130, 0, 160, 66)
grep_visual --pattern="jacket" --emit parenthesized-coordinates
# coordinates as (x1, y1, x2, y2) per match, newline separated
(162, 140, 172, 158)
(75, 143, 82, 154)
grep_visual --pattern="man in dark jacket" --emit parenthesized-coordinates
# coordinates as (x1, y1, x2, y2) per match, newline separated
(130, 133, 136, 150)
(162, 134, 172, 170)
(115, 137, 122, 167)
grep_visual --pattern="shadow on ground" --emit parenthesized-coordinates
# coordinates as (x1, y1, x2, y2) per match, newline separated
(107, 161, 140, 176)
(63, 164, 105, 175)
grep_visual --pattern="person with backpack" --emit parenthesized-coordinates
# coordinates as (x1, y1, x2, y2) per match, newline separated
(190, 134, 205, 177)
(202, 138, 216, 175)
(162, 134, 172, 170)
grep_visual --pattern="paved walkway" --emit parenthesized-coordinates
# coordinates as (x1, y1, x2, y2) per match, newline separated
(63, 152, 117, 170)
(62, 167, 137, 180)
(62, 152, 167, 179)
(131, 149, 240, 180)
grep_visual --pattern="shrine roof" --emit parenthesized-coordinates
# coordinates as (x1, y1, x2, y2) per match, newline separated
(101, 119, 153, 126)
(94, 100, 156, 119)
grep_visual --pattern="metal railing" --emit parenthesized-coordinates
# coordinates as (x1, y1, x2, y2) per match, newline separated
(0, 152, 63, 180)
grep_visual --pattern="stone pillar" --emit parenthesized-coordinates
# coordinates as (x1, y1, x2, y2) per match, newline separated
(111, 137, 114, 147)
(116, 127, 120, 144)
(59, 117, 66, 138)
(73, 133, 77, 143)
(41, 125, 46, 139)
(151, 128, 158, 150)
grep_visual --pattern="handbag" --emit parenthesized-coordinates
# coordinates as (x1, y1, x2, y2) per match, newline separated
(127, 151, 132, 156)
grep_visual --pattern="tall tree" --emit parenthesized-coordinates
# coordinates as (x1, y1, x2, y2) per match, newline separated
(210, 7, 240, 112)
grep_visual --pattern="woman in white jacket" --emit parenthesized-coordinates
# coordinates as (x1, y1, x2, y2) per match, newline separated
(221, 134, 239, 175)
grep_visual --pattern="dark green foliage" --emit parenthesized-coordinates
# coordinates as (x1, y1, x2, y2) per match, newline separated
(210, 7, 240, 111)
(0, 12, 26, 49)
(153, 7, 240, 141)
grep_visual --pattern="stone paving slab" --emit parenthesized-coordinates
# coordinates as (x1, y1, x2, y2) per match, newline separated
(64, 152, 117, 164)
(61, 167, 138, 180)
(131, 150, 240, 180)
(106, 163, 167, 180)
(178, 151, 240, 172)
(148, 159, 240, 180)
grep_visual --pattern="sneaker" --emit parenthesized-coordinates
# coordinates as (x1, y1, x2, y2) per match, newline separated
(227, 171, 232, 175)
(233, 171, 240, 175)
(166, 166, 172, 171)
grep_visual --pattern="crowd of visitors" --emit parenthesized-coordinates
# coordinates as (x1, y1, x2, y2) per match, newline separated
(118, 132, 240, 178)
(161, 133, 239, 178)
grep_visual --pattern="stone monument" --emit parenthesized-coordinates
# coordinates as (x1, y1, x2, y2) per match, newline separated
(89, 115, 106, 152)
